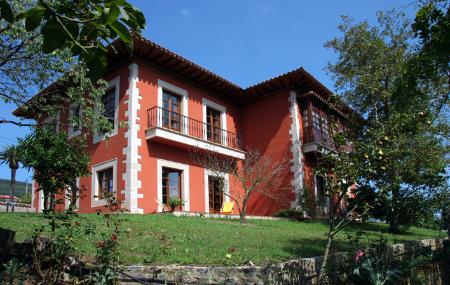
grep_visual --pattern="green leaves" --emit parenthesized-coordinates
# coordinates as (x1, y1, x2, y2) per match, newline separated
(110, 21, 131, 43)
(0, 0, 14, 23)
(9, 0, 146, 80)
(42, 17, 67, 53)
(107, 5, 120, 24)
(24, 7, 45, 31)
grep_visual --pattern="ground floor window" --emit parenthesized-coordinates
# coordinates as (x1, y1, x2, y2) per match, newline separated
(91, 159, 117, 207)
(208, 176, 224, 213)
(162, 167, 182, 209)
(97, 168, 114, 199)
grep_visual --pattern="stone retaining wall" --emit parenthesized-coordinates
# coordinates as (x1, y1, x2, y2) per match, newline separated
(119, 238, 448, 285)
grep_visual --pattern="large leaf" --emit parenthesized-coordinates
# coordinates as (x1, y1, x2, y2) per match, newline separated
(109, 21, 131, 43)
(107, 5, 120, 24)
(42, 17, 67, 53)
(85, 49, 108, 80)
(0, 0, 14, 23)
(25, 7, 45, 31)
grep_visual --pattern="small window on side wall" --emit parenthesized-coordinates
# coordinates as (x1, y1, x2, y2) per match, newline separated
(97, 167, 114, 200)
(68, 104, 82, 137)
(101, 87, 117, 131)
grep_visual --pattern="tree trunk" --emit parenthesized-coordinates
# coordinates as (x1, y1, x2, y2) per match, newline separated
(9, 168, 16, 213)
(240, 199, 248, 224)
(318, 232, 333, 284)
(389, 186, 400, 233)
(43, 192, 49, 212)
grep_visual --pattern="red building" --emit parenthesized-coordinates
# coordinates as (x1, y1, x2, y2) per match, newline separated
(18, 36, 351, 216)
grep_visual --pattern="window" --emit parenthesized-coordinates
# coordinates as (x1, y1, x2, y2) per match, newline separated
(102, 87, 116, 127)
(321, 114, 329, 138)
(162, 90, 182, 132)
(162, 167, 182, 208)
(97, 168, 114, 200)
(208, 176, 224, 213)
(206, 107, 221, 144)
(315, 175, 326, 206)
(91, 159, 117, 207)
(302, 109, 309, 127)
(68, 104, 82, 137)
(202, 98, 227, 146)
(43, 111, 60, 133)
(312, 108, 321, 130)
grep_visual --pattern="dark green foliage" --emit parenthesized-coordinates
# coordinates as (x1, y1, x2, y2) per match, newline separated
(18, 127, 90, 212)
(326, 9, 448, 233)
(274, 208, 305, 221)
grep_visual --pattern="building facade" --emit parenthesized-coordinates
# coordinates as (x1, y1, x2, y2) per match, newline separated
(21, 36, 351, 216)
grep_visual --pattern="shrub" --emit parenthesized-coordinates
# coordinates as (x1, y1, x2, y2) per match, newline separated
(168, 198, 184, 211)
(275, 208, 305, 221)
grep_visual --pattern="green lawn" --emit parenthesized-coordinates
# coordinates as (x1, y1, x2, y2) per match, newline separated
(0, 213, 443, 266)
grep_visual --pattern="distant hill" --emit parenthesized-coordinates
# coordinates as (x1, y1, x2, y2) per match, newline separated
(0, 179, 29, 196)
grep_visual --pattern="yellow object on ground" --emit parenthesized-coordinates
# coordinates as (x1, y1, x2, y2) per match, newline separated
(221, 201, 234, 214)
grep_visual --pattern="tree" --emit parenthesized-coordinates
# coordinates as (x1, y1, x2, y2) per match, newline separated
(192, 148, 289, 224)
(0, 0, 145, 128)
(314, 110, 367, 283)
(18, 127, 90, 212)
(325, 10, 448, 233)
(0, 144, 20, 212)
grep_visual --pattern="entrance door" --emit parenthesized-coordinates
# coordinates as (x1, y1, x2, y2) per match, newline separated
(208, 176, 224, 213)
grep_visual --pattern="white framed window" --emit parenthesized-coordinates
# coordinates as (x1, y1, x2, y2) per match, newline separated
(156, 159, 190, 212)
(93, 77, 120, 143)
(202, 98, 227, 146)
(91, 159, 117, 207)
(204, 169, 230, 213)
(157, 79, 188, 133)
(68, 103, 82, 138)
(43, 111, 60, 132)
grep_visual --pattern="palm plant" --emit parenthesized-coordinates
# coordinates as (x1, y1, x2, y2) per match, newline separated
(0, 145, 21, 212)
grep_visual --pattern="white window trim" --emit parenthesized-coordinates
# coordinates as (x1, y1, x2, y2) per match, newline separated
(43, 111, 60, 132)
(204, 169, 230, 213)
(93, 77, 120, 144)
(157, 79, 189, 134)
(91, 159, 117, 207)
(156, 159, 190, 212)
(68, 103, 82, 138)
(202, 98, 227, 146)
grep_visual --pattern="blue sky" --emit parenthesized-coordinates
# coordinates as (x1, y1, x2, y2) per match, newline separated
(0, 0, 417, 182)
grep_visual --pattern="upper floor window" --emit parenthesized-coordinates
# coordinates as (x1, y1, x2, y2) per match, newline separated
(206, 107, 221, 144)
(162, 90, 182, 132)
(68, 104, 82, 137)
(94, 77, 119, 143)
(102, 87, 116, 127)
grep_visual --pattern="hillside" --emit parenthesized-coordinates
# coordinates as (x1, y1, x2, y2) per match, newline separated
(0, 179, 29, 196)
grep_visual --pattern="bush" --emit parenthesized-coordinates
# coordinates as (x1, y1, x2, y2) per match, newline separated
(275, 208, 305, 221)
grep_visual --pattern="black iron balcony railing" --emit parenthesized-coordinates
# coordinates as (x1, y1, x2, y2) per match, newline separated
(147, 106, 241, 150)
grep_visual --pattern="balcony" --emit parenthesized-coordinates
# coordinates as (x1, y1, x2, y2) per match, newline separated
(146, 106, 245, 159)
(302, 126, 332, 154)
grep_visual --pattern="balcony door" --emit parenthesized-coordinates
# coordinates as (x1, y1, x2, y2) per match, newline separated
(206, 107, 221, 144)
(162, 90, 181, 132)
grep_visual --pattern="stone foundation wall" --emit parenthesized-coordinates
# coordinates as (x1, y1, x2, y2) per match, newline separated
(119, 238, 448, 285)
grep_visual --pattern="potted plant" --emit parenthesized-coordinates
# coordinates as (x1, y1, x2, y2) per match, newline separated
(168, 198, 184, 212)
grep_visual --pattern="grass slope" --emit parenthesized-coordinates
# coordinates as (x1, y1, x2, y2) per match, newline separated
(0, 179, 28, 196)
(0, 213, 443, 266)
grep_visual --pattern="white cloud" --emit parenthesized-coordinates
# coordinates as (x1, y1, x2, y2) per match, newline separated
(180, 8, 191, 19)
